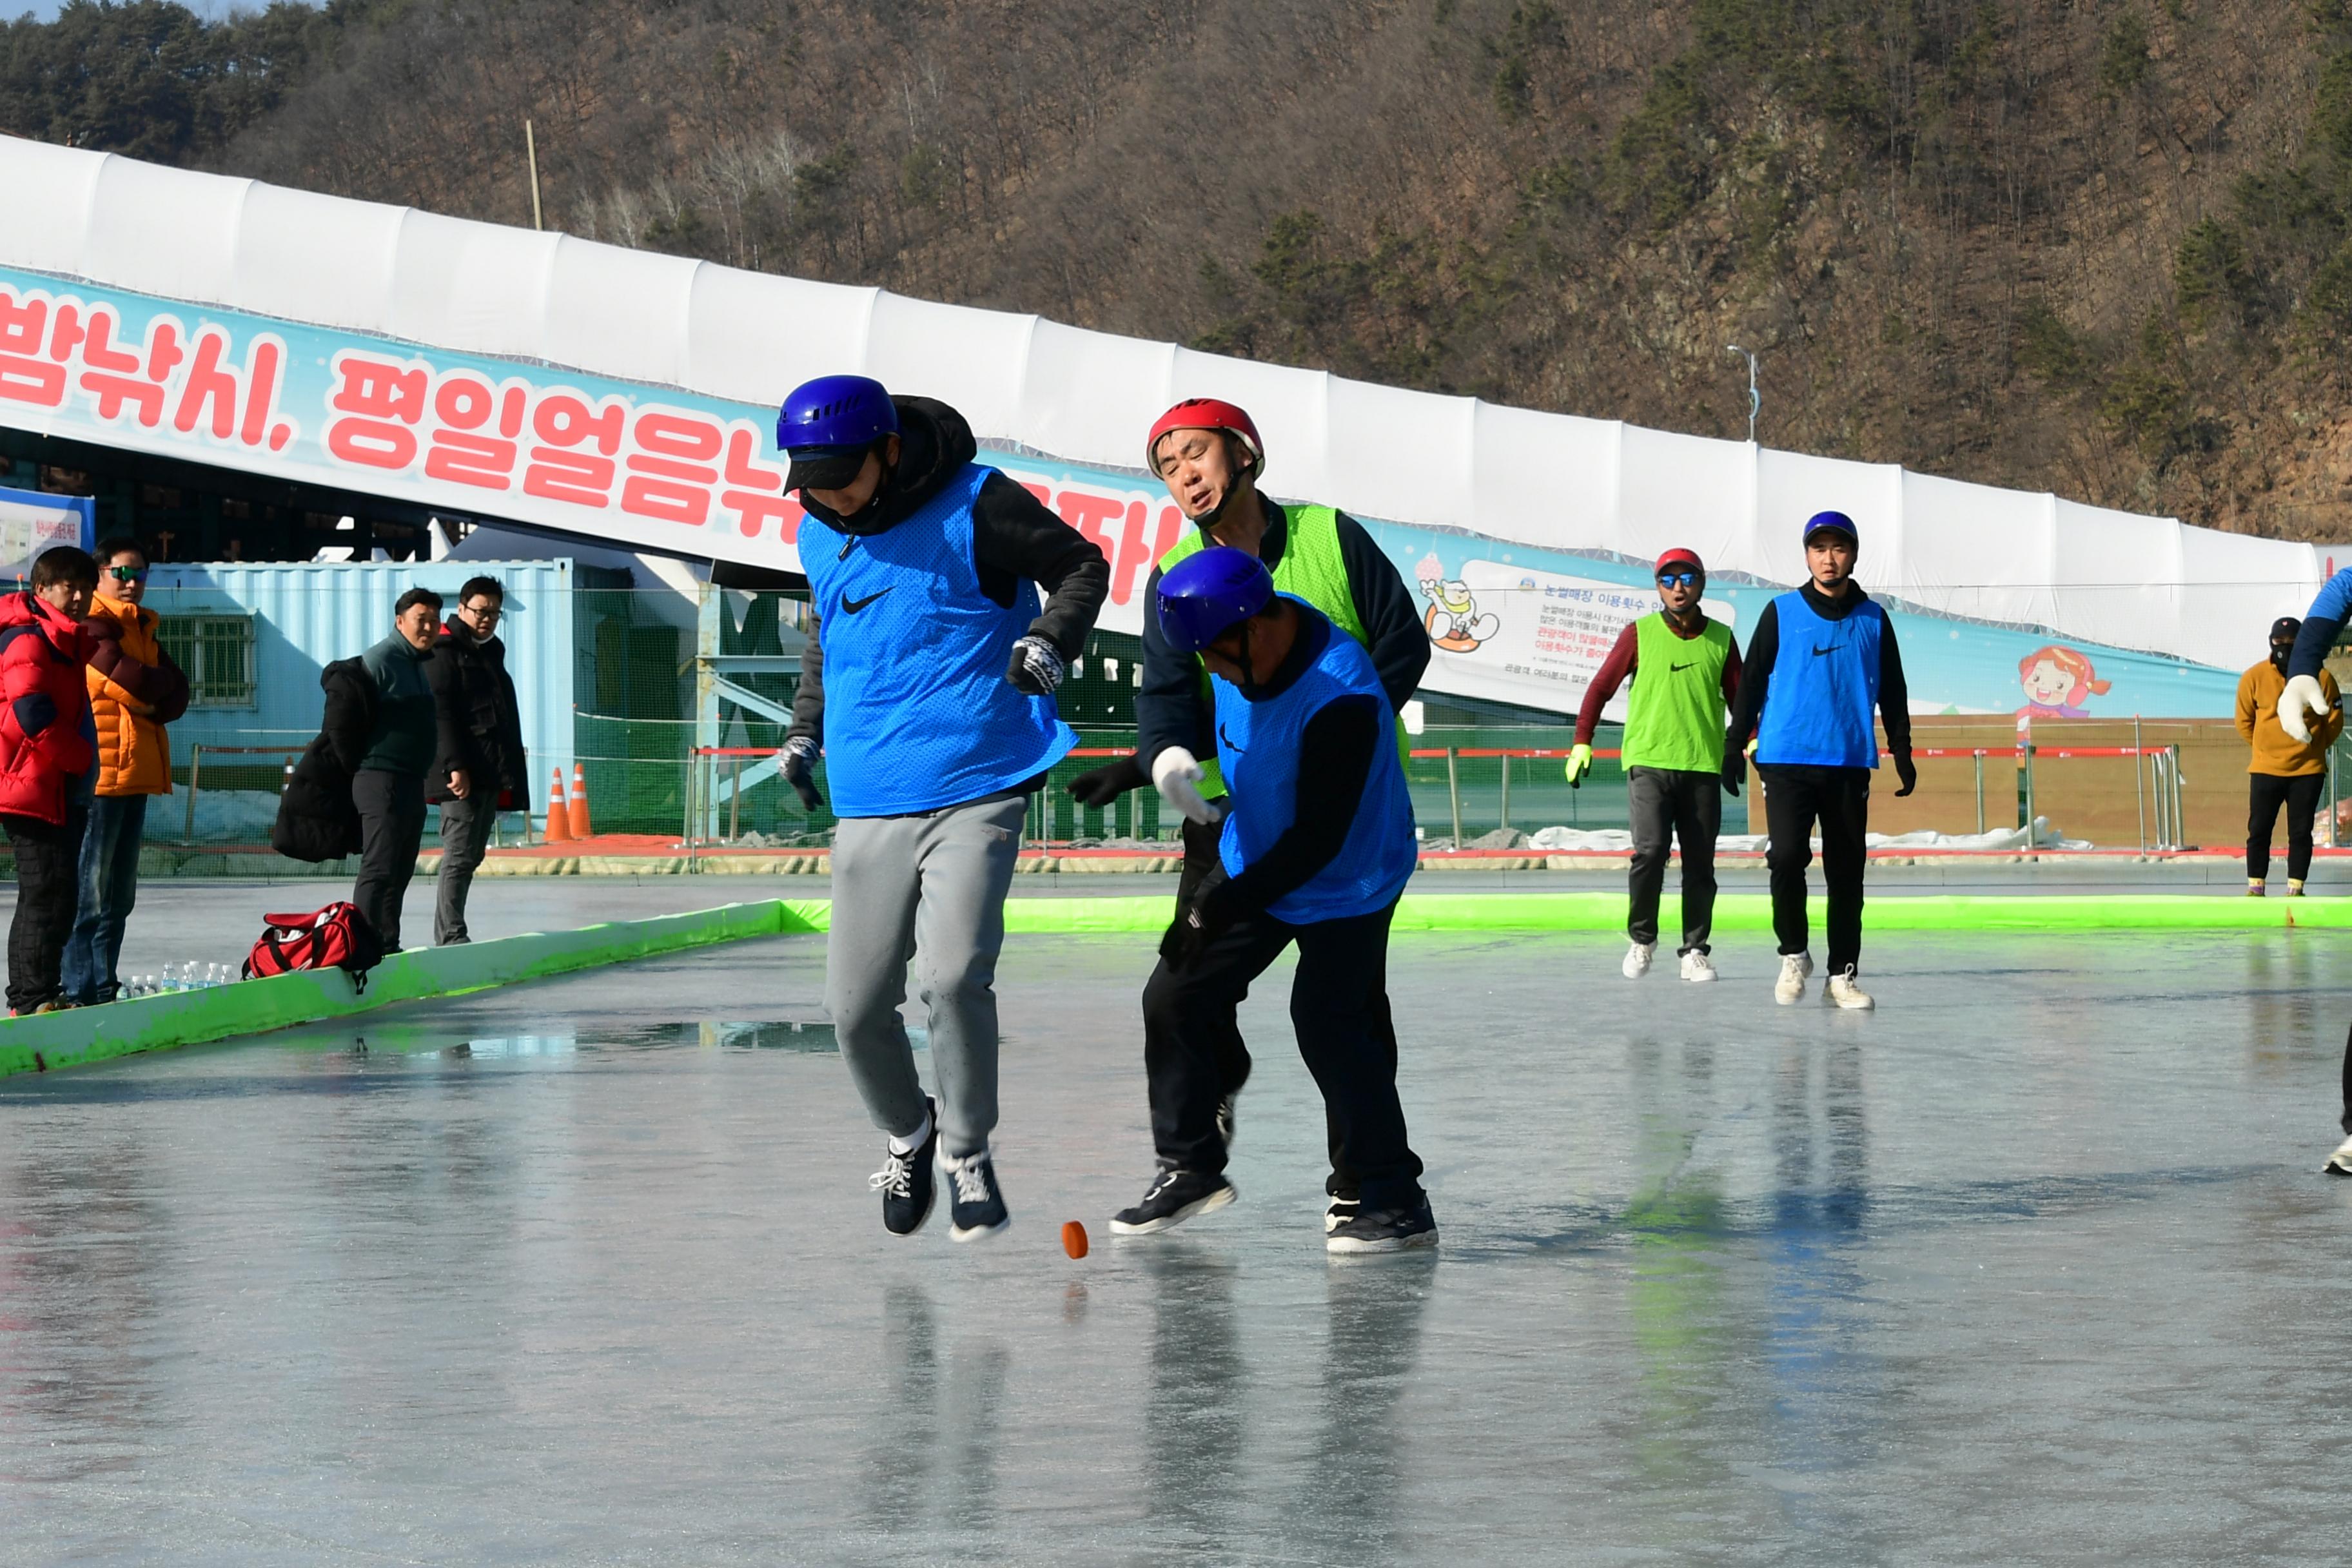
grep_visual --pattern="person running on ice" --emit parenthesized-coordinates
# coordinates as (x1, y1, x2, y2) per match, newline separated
(1109, 547, 1435, 1253)
(1569, 547, 1743, 982)
(1722, 511, 1915, 1011)
(2236, 616, 2340, 897)
(1066, 398, 1427, 1235)
(775, 375, 1107, 1240)
(2269, 581, 2352, 1172)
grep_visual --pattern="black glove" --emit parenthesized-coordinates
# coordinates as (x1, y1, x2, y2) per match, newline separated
(1006, 634, 1066, 696)
(1893, 751, 1917, 798)
(1068, 752, 1148, 807)
(1158, 869, 1243, 973)
(1721, 752, 1743, 798)
(780, 735, 825, 812)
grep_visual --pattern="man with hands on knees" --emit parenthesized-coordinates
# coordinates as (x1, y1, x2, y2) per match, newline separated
(1722, 511, 1915, 1012)
(1110, 548, 1435, 1254)
(1067, 397, 1427, 1233)
(1567, 547, 1743, 983)
(774, 374, 1106, 1243)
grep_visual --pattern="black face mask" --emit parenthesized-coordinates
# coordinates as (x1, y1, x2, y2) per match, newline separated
(2272, 643, 2295, 672)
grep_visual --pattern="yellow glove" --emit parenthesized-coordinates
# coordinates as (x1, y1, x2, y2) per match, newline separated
(1563, 743, 1594, 787)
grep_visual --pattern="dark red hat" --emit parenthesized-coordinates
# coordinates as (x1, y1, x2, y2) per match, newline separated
(1654, 547, 1704, 576)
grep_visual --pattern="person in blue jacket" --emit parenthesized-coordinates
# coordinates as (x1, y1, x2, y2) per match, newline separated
(2275, 574, 2352, 1173)
(1108, 547, 1436, 1254)
(1723, 511, 1916, 1012)
(775, 374, 1108, 1242)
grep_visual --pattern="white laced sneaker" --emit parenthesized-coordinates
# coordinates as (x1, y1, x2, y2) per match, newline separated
(1622, 940, 1656, 979)
(1774, 952, 1813, 1005)
(2324, 1135, 2352, 1177)
(1825, 968, 1874, 1010)
(1680, 950, 1718, 983)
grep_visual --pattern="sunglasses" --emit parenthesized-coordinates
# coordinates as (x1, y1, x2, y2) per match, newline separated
(1656, 571, 1698, 588)
(108, 565, 148, 583)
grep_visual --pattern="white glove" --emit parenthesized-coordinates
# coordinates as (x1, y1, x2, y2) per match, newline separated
(2280, 672, 2329, 743)
(1151, 745, 1220, 827)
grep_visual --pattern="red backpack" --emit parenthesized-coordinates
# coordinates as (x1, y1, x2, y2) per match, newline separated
(242, 902, 387, 988)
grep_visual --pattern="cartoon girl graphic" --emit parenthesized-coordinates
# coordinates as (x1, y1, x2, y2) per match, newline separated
(2016, 645, 2110, 720)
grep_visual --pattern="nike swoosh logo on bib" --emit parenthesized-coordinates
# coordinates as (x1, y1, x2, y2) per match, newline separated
(1669, 662, 1695, 672)
(1812, 644, 1837, 656)
(842, 589, 894, 614)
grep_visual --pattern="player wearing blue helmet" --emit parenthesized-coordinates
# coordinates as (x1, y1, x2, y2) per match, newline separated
(776, 373, 1108, 1242)
(1109, 547, 1436, 1254)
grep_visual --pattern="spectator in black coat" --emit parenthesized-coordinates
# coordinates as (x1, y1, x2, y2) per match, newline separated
(273, 658, 374, 865)
(426, 576, 529, 945)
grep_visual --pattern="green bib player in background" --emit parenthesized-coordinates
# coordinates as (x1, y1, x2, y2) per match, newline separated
(1567, 547, 1744, 983)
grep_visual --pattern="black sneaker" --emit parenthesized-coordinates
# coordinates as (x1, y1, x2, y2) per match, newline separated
(869, 1099, 938, 1237)
(1110, 1167, 1239, 1235)
(1326, 1199, 1438, 1255)
(1216, 1093, 1239, 1150)
(1323, 1193, 1361, 1235)
(942, 1146, 1010, 1242)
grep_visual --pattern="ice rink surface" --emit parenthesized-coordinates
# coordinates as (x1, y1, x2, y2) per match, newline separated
(6, 917, 2352, 1564)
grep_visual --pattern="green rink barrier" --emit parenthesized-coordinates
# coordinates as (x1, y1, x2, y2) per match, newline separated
(0, 900, 804, 1080)
(9, 891, 2340, 1080)
(974, 892, 2352, 935)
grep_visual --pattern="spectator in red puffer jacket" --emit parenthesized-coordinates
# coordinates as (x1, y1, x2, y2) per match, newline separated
(0, 545, 98, 1015)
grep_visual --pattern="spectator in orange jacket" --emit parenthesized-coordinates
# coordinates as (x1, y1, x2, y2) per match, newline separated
(64, 537, 188, 1004)
(0, 545, 97, 1015)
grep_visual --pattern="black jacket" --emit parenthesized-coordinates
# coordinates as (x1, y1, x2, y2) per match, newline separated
(271, 658, 373, 863)
(426, 616, 529, 807)
(786, 397, 1110, 745)
(1136, 495, 1429, 772)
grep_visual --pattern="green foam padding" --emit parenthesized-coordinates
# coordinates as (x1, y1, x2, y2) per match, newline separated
(11, 890, 2335, 1080)
(0, 899, 799, 1079)
(992, 892, 2352, 934)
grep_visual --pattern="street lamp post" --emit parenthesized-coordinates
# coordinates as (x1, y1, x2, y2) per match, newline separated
(1725, 344, 1759, 444)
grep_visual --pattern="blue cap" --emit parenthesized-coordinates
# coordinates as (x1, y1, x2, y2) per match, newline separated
(1156, 547, 1273, 655)
(1803, 509, 1858, 544)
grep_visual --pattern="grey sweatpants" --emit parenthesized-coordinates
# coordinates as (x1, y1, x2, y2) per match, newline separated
(827, 792, 1026, 1157)
(433, 792, 498, 945)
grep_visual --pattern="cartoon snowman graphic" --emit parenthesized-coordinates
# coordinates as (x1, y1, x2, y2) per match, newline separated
(1416, 553, 1501, 652)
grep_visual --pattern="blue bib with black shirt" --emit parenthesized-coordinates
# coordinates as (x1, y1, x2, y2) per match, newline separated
(1756, 588, 1886, 769)
(1213, 598, 1416, 924)
(799, 462, 1075, 816)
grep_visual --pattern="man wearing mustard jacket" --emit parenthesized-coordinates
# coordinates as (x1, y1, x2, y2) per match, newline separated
(64, 536, 188, 1005)
(2236, 614, 2342, 897)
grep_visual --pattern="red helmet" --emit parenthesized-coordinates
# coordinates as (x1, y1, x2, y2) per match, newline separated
(1146, 398, 1264, 478)
(1654, 547, 1704, 577)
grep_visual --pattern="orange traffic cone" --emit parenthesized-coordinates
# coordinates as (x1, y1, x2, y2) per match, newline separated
(569, 761, 593, 838)
(544, 766, 573, 843)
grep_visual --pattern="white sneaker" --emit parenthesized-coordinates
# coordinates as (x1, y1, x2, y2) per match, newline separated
(1680, 950, 1718, 983)
(2324, 1135, 2352, 1177)
(1622, 940, 1656, 979)
(1825, 968, 1874, 1010)
(1774, 952, 1813, 1004)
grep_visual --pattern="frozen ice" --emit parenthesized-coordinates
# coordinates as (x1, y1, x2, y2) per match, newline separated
(3, 925, 2348, 1563)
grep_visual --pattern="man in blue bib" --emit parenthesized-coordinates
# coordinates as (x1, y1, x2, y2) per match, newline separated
(1723, 511, 1916, 1011)
(776, 375, 1108, 1242)
(1110, 547, 1436, 1254)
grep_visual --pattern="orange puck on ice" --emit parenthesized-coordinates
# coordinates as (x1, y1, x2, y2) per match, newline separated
(1061, 1220, 1089, 1259)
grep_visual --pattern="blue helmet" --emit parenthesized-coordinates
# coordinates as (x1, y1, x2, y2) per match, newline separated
(778, 374, 899, 491)
(1156, 547, 1273, 655)
(1803, 509, 1858, 545)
